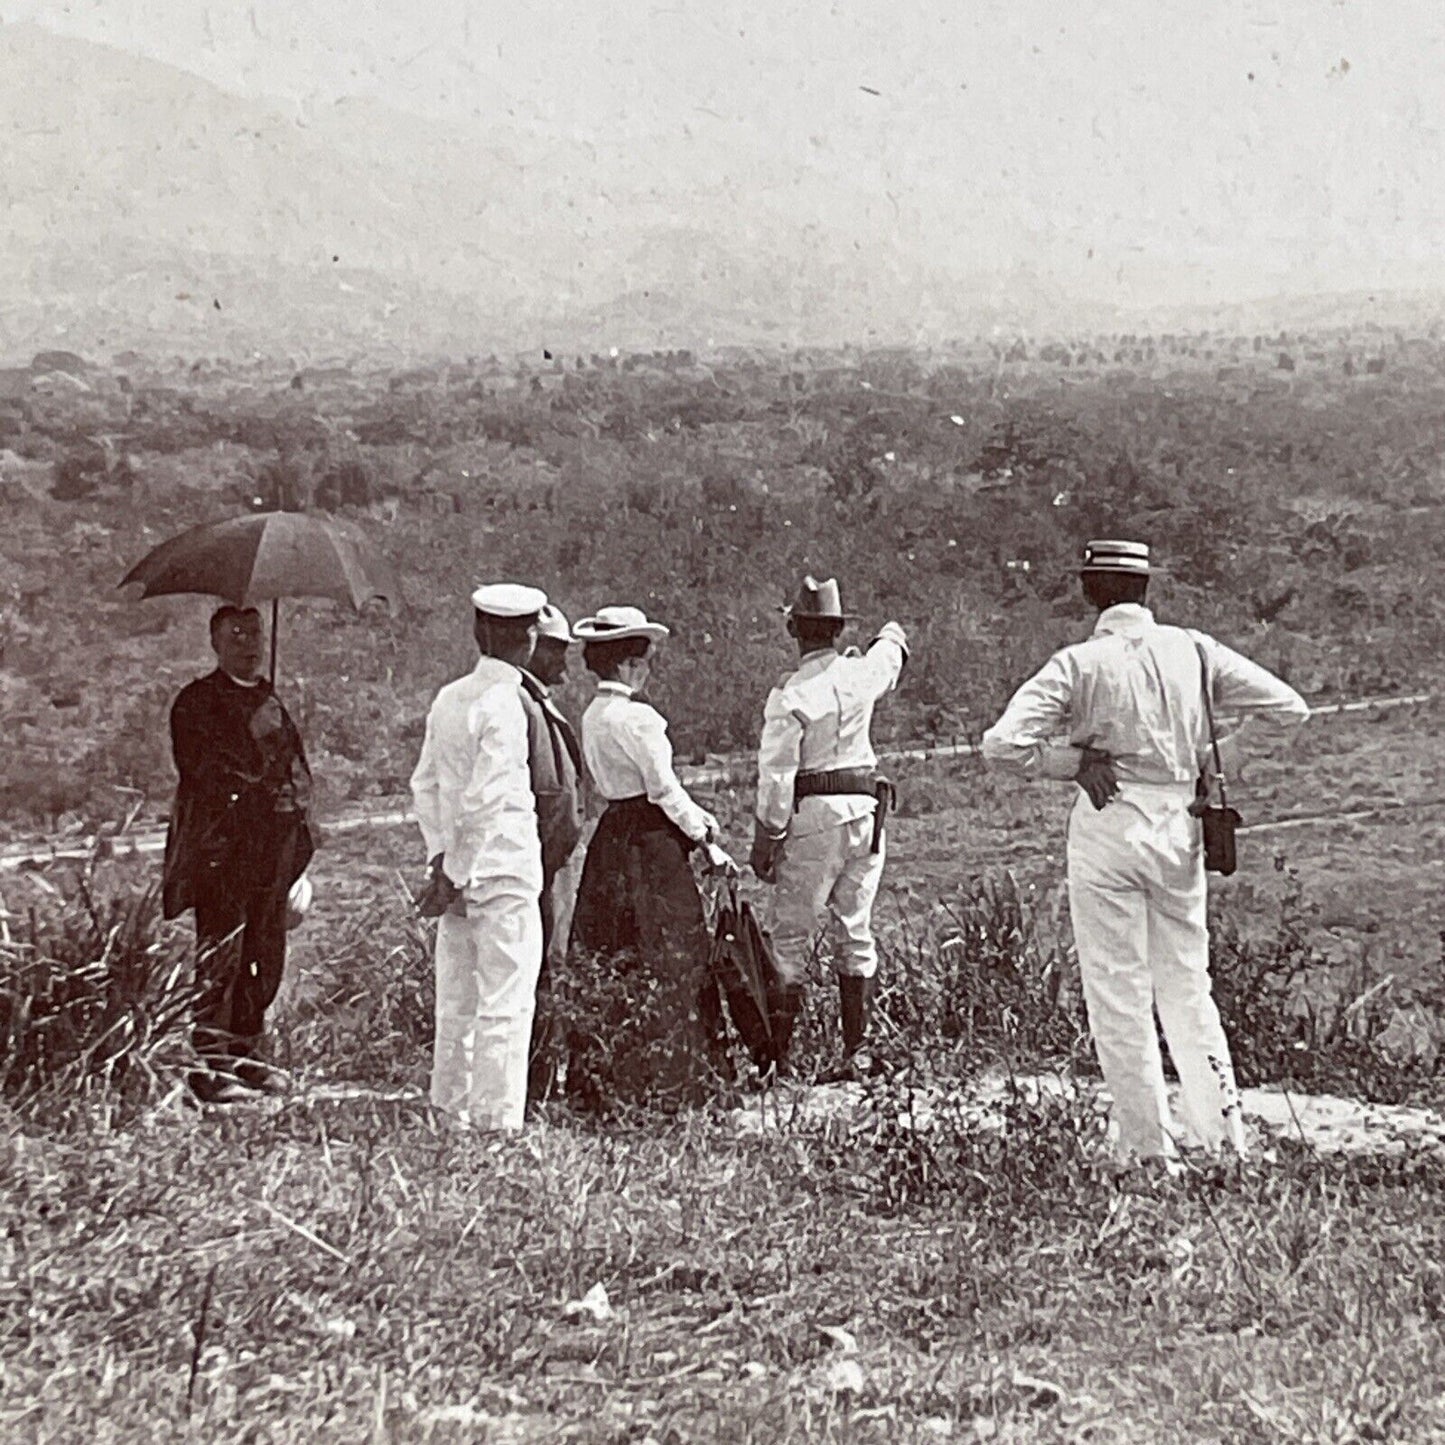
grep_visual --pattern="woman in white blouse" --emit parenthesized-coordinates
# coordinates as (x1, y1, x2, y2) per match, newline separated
(566, 604, 728, 1109)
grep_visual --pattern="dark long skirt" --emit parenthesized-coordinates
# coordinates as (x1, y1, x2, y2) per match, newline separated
(564, 798, 726, 1111)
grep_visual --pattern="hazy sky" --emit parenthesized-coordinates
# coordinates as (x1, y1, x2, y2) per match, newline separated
(8, 0, 1445, 305)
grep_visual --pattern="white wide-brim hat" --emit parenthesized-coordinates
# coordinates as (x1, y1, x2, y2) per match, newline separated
(536, 603, 573, 643)
(572, 604, 670, 643)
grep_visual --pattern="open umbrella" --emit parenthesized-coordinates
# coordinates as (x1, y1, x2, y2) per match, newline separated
(118, 510, 401, 680)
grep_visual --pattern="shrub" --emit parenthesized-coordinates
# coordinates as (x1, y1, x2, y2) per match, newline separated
(50, 445, 108, 501)
(547, 942, 733, 1117)
(1209, 880, 1445, 1103)
(871, 873, 1088, 1076)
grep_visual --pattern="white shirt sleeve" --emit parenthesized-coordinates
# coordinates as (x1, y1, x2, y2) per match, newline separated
(1198, 635, 1311, 726)
(623, 703, 713, 842)
(980, 651, 1085, 780)
(444, 681, 534, 887)
(408, 705, 445, 860)
(756, 686, 804, 834)
(854, 624, 908, 699)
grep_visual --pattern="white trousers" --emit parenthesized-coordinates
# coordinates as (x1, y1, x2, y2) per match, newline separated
(771, 816, 885, 988)
(1067, 783, 1245, 1161)
(431, 895, 542, 1132)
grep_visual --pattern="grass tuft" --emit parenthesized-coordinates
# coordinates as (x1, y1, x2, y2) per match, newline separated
(0, 864, 199, 1122)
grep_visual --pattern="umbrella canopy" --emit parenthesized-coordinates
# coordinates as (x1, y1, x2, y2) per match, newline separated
(119, 510, 400, 611)
(119, 511, 401, 681)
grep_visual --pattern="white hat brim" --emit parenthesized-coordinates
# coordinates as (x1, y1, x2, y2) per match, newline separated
(572, 619, 670, 643)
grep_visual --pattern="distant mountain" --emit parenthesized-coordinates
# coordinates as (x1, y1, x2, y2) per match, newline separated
(0, 22, 1140, 358)
(5, 21, 1441, 361)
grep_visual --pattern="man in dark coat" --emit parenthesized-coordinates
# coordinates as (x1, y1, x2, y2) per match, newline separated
(162, 605, 314, 1102)
(519, 603, 584, 1105)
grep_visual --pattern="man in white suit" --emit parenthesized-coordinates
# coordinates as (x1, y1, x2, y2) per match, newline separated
(410, 582, 546, 1132)
(982, 540, 1309, 1162)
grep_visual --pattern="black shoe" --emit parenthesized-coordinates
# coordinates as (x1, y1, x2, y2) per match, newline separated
(839, 976, 872, 1057)
(188, 1069, 253, 1105)
(233, 1060, 293, 1096)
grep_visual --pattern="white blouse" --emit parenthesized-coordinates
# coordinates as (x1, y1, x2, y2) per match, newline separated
(579, 682, 714, 842)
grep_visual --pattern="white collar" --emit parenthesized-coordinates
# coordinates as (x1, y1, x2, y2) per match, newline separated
(1093, 603, 1155, 637)
(472, 655, 521, 679)
(221, 669, 263, 688)
(597, 681, 634, 697)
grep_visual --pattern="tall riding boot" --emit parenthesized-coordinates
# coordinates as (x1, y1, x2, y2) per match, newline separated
(817, 974, 876, 1083)
(765, 986, 804, 1079)
(839, 974, 871, 1058)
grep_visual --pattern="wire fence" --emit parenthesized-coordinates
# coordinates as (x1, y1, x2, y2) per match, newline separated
(0, 688, 1438, 873)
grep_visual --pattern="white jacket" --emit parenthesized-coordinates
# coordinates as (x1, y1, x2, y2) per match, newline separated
(982, 604, 1309, 785)
(755, 624, 907, 838)
(410, 656, 542, 901)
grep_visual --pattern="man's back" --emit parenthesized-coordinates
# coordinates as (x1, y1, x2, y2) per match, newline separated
(983, 603, 1309, 787)
(518, 673, 583, 881)
(410, 658, 541, 897)
(772, 646, 901, 774)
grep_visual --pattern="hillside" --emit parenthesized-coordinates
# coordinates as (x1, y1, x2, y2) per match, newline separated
(0, 22, 1024, 358)
(14, 22, 1441, 360)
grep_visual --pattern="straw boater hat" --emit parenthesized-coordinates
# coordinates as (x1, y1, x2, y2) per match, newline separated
(571, 604, 670, 643)
(471, 582, 548, 618)
(1080, 540, 1150, 575)
(536, 603, 573, 643)
(782, 574, 856, 621)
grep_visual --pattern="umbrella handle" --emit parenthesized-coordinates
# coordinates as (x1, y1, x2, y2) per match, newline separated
(269, 598, 279, 683)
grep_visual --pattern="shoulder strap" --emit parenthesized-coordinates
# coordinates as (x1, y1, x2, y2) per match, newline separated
(1192, 636, 1229, 809)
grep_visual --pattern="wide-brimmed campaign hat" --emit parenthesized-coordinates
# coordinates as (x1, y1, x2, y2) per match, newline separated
(1080, 539, 1150, 575)
(471, 582, 548, 618)
(572, 604, 670, 643)
(781, 574, 856, 621)
(536, 603, 572, 643)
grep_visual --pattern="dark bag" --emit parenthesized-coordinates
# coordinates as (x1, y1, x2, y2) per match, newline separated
(1191, 639, 1242, 876)
(707, 883, 779, 1068)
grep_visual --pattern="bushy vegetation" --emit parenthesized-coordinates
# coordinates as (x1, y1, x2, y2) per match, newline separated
(11, 854, 1438, 1131)
(6, 336, 1445, 835)
(6, 339, 1445, 1436)
(0, 862, 199, 1122)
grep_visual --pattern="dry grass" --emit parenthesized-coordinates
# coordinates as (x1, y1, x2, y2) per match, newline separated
(2, 859, 1444, 1440)
(3, 1089, 1443, 1442)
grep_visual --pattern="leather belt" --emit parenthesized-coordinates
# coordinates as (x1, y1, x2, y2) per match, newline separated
(793, 768, 894, 854)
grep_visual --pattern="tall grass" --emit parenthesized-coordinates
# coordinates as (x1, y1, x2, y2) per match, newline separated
(277, 898, 435, 1088)
(0, 865, 199, 1121)
(2, 861, 1440, 1128)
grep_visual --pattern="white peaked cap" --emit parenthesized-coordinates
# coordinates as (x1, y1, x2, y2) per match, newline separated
(536, 603, 572, 643)
(572, 604, 670, 643)
(470, 582, 548, 618)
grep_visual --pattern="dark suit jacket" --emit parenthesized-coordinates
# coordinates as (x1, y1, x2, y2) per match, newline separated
(519, 671, 583, 884)
(162, 669, 314, 918)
